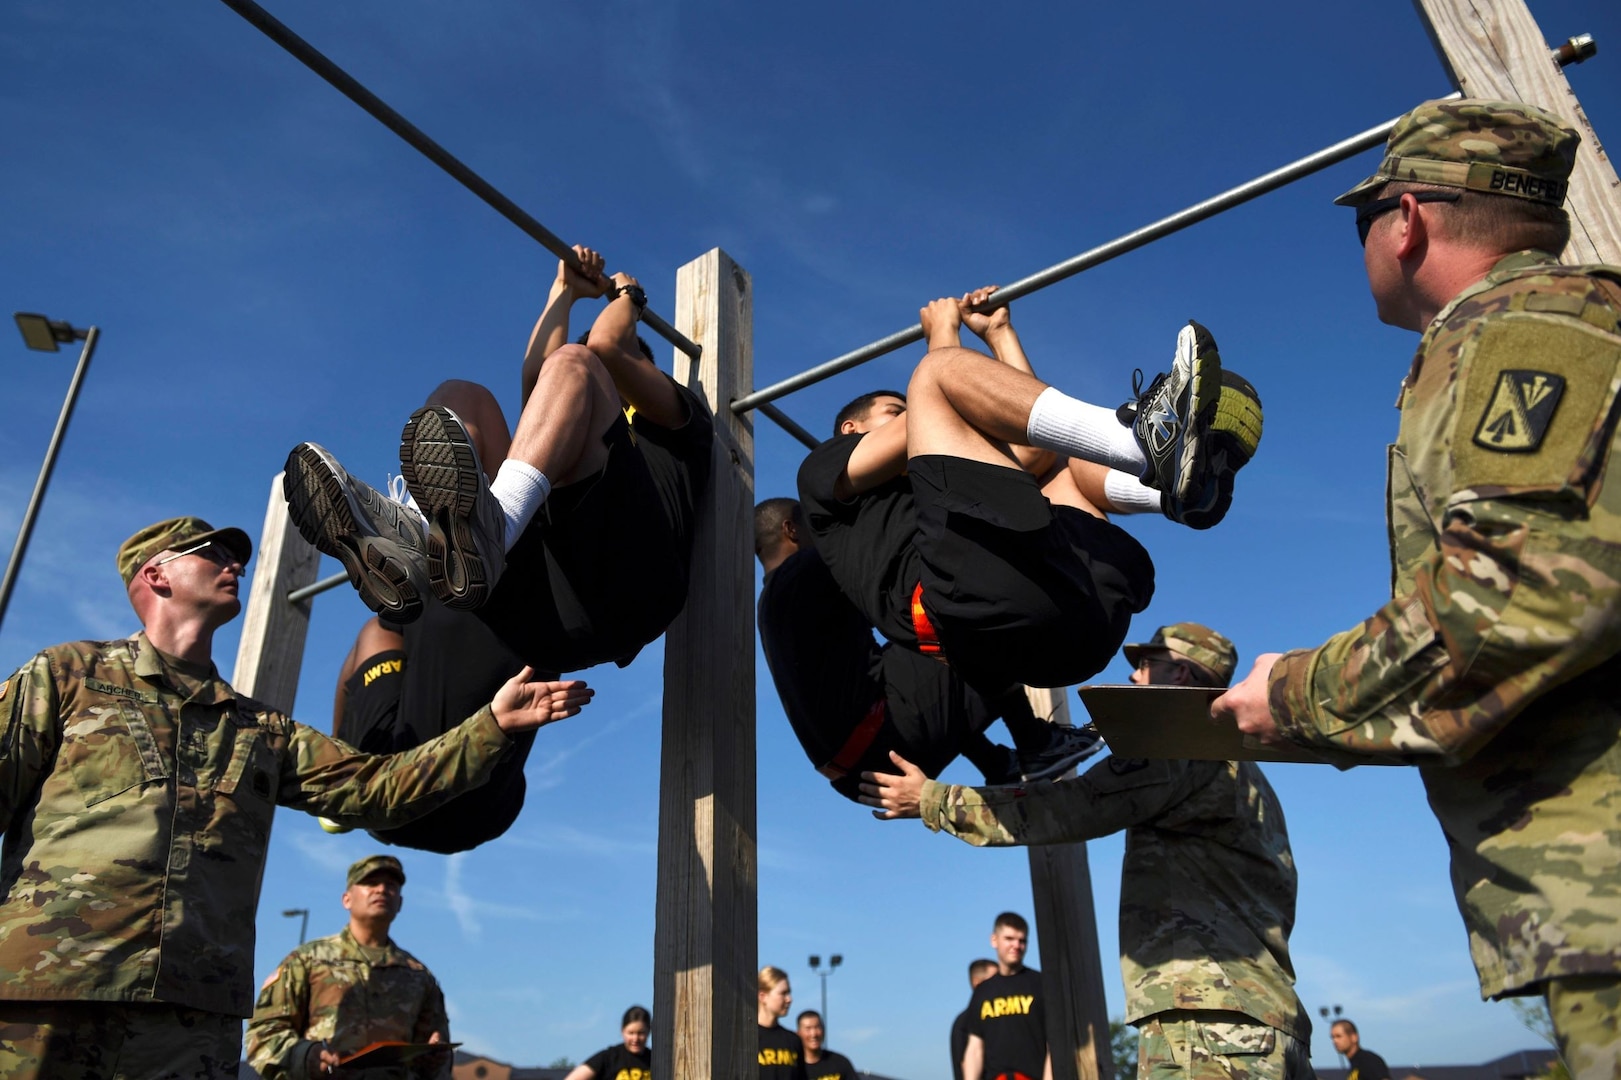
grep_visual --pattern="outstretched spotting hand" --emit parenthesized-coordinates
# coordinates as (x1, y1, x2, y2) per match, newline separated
(560, 244, 608, 298)
(919, 296, 964, 350)
(491, 667, 594, 733)
(308, 1045, 341, 1076)
(1210, 652, 1284, 744)
(857, 751, 926, 820)
(959, 285, 1011, 341)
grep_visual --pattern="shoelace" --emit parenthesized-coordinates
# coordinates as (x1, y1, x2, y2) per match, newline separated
(386, 473, 410, 507)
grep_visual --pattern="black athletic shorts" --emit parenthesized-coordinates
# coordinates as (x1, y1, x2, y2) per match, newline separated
(909, 454, 1155, 691)
(478, 385, 712, 672)
(341, 600, 538, 854)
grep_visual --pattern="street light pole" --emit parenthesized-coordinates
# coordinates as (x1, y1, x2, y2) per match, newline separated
(1319, 1004, 1345, 1067)
(807, 954, 843, 1034)
(0, 315, 100, 635)
(282, 907, 310, 945)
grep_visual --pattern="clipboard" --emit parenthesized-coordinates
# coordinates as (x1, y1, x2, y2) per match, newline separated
(1076, 684, 1336, 764)
(337, 1041, 460, 1070)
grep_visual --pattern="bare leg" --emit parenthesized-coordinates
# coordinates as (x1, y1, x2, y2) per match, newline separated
(1039, 459, 1106, 520)
(332, 617, 406, 735)
(505, 343, 620, 486)
(905, 346, 1051, 467)
(424, 380, 513, 482)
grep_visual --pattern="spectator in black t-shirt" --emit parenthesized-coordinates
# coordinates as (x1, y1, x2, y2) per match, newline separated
(286, 244, 710, 851)
(951, 959, 998, 1080)
(797, 287, 1262, 697)
(755, 498, 1101, 799)
(758, 967, 808, 1080)
(1331, 1020, 1390, 1080)
(796, 1010, 856, 1080)
(564, 1005, 653, 1080)
(963, 913, 1049, 1080)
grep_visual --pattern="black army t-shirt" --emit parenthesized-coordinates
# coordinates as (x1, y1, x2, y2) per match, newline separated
(584, 1043, 652, 1080)
(796, 433, 922, 649)
(758, 1023, 808, 1080)
(805, 1050, 856, 1080)
(1347, 1048, 1391, 1080)
(966, 968, 1046, 1080)
(950, 1007, 972, 1080)
(758, 548, 886, 767)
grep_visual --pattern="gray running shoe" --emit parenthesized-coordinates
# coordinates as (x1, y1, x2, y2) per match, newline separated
(1119, 320, 1223, 503)
(1163, 371, 1264, 530)
(398, 405, 506, 610)
(1018, 723, 1105, 782)
(283, 442, 430, 621)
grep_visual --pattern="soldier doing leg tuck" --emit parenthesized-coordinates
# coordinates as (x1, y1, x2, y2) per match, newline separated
(797, 287, 1264, 699)
(863, 624, 1315, 1079)
(755, 497, 1101, 802)
(283, 245, 713, 851)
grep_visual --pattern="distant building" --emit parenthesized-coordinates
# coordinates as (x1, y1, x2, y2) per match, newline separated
(1316, 1048, 1560, 1080)
(453, 1053, 569, 1080)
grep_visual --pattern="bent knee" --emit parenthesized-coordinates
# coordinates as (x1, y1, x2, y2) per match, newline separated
(536, 343, 615, 397)
(426, 378, 500, 415)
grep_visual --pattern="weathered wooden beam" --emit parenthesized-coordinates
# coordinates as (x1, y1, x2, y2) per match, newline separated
(654, 249, 757, 1080)
(1413, 0, 1621, 264)
(231, 472, 320, 713)
(1024, 685, 1114, 1080)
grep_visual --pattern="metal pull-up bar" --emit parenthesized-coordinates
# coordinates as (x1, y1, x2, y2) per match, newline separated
(730, 94, 1464, 417)
(216, 0, 701, 360)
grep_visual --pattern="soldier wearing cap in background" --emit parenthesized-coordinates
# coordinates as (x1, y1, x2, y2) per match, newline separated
(0, 516, 593, 1078)
(863, 623, 1314, 1078)
(246, 855, 450, 1080)
(1211, 97, 1621, 1075)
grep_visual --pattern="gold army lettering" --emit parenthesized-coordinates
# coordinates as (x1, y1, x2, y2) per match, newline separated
(979, 993, 1037, 1019)
(758, 1049, 800, 1066)
(362, 658, 404, 686)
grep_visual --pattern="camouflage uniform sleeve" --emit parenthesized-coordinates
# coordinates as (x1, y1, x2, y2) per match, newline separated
(1269, 494, 1621, 765)
(918, 759, 1187, 846)
(245, 950, 319, 1080)
(275, 707, 512, 828)
(0, 653, 60, 835)
(411, 974, 452, 1080)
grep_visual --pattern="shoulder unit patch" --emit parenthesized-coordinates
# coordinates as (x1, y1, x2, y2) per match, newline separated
(1472, 370, 1565, 453)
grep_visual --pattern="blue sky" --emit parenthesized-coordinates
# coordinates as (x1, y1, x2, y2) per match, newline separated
(3, 1, 1619, 1075)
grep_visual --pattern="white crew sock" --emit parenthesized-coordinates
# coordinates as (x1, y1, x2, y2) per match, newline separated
(488, 459, 552, 551)
(1103, 469, 1163, 515)
(1026, 386, 1145, 474)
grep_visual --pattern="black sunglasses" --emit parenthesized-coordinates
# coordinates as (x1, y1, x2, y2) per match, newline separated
(1355, 190, 1462, 246)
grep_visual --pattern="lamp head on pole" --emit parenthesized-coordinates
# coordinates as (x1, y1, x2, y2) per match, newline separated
(14, 313, 87, 353)
(808, 954, 820, 969)
(830, 955, 842, 970)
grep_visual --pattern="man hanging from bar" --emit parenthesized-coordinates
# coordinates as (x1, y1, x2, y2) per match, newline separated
(797, 288, 1262, 695)
(755, 496, 1101, 803)
(281, 244, 713, 851)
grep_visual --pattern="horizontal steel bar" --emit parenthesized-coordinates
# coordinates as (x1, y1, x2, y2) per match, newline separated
(217, 0, 700, 360)
(756, 401, 820, 449)
(730, 94, 1459, 416)
(286, 570, 348, 605)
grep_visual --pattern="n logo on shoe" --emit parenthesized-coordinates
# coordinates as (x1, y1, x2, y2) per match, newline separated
(1472, 370, 1565, 453)
(1145, 399, 1181, 452)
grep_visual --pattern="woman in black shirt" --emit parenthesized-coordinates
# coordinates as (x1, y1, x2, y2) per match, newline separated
(757, 967, 808, 1080)
(564, 1005, 652, 1080)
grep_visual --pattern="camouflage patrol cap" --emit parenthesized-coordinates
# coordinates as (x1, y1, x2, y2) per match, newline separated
(1334, 98, 1580, 208)
(1123, 622, 1237, 685)
(347, 855, 406, 887)
(117, 517, 253, 585)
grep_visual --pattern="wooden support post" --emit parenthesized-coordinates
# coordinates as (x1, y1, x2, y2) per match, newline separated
(1413, 0, 1621, 264)
(232, 472, 320, 713)
(1024, 686, 1114, 1080)
(654, 249, 757, 1080)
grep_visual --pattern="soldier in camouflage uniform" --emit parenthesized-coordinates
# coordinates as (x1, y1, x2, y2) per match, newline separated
(0, 517, 594, 1079)
(246, 855, 450, 1080)
(1212, 99, 1621, 1078)
(862, 623, 1314, 1079)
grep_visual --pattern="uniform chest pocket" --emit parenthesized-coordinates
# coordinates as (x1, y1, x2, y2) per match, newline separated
(62, 700, 168, 807)
(216, 726, 279, 806)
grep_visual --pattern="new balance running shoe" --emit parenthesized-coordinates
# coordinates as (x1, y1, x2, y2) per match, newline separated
(1118, 320, 1223, 503)
(398, 405, 506, 610)
(283, 442, 431, 621)
(1018, 723, 1105, 782)
(1162, 371, 1264, 530)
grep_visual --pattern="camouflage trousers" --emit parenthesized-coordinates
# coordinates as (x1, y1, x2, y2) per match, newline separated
(1137, 1011, 1315, 1080)
(0, 1002, 241, 1080)
(1545, 975, 1621, 1080)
